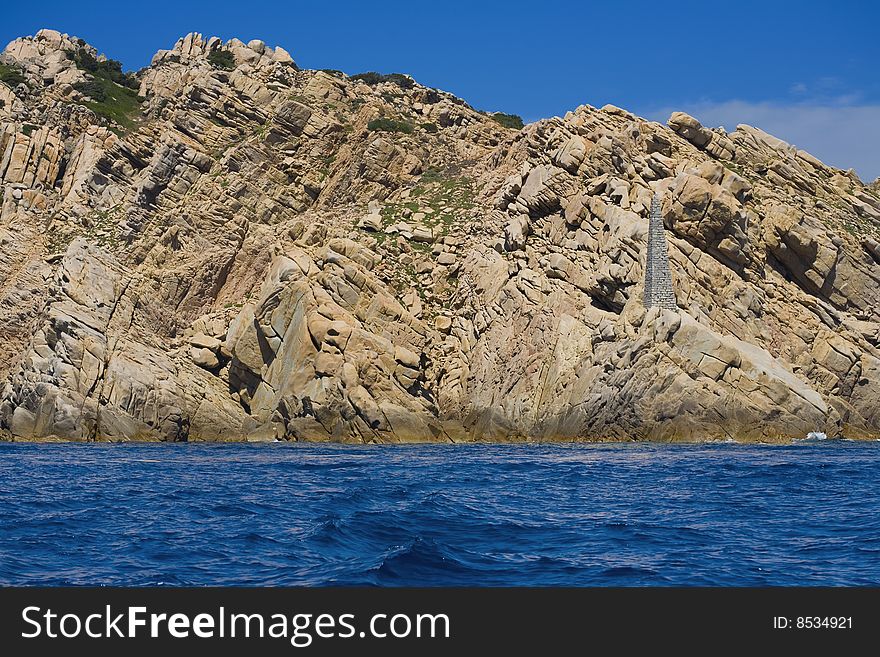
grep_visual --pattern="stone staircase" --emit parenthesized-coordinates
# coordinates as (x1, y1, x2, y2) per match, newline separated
(643, 195, 678, 310)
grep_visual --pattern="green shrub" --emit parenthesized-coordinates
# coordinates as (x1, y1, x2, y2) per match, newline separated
(351, 72, 414, 89)
(72, 48, 138, 89)
(351, 71, 383, 85)
(73, 79, 107, 102)
(74, 74, 144, 131)
(72, 48, 99, 71)
(367, 117, 413, 134)
(207, 50, 236, 71)
(382, 73, 414, 89)
(0, 63, 28, 88)
(420, 122, 438, 133)
(489, 112, 524, 130)
(21, 124, 37, 136)
(69, 46, 144, 132)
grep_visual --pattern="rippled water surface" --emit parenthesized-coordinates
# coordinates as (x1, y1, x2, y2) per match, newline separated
(1, 442, 878, 586)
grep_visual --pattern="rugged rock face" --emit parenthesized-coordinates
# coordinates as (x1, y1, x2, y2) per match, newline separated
(1, 29, 879, 442)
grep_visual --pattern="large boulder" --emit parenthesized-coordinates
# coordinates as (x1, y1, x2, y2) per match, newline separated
(664, 172, 749, 266)
(668, 111, 713, 148)
(667, 112, 735, 159)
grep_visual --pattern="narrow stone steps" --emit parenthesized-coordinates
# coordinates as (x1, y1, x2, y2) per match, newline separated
(644, 195, 678, 310)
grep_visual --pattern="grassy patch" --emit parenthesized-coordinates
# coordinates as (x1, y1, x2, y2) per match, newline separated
(364, 173, 475, 242)
(367, 117, 413, 134)
(412, 174, 476, 227)
(355, 172, 477, 312)
(69, 46, 144, 132)
(364, 194, 470, 311)
(47, 205, 125, 252)
(419, 168, 446, 184)
(489, 112, 524, 130)
(75, 75, 144, 131)
(46, 227, 78, 255)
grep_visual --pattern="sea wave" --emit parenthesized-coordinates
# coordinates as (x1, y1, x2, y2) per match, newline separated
(1, 442, 879, 586)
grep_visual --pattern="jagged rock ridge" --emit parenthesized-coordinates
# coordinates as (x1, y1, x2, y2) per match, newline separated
(1, 28, 879, 443)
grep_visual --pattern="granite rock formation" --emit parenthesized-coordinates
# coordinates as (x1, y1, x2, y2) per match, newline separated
(1, 29, 879, 443)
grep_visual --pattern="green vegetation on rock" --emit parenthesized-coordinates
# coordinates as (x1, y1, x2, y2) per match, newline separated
(68, 46, 144, 132)
(351, 72, 414, 89)
(72, 48, 138, 89)
(74, 75, 144, 131)
(72, 79, 107, 102)
(207, 50, 236, 71)
(367, 117, 413, 134)
(379, 172, 476, 235)
(489, 112, 524, 130)
(0, 62, 28, 88)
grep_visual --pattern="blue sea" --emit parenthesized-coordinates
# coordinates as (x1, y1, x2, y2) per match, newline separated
(0, 442, 878, 586)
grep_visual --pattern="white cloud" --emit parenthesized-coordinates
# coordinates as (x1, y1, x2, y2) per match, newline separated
(643, 100, 880, 183)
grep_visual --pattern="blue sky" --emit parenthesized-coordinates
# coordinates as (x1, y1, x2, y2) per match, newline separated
(4, 0, 878, 180)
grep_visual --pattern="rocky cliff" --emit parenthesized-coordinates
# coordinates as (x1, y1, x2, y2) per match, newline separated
(1, 29, 879, 443)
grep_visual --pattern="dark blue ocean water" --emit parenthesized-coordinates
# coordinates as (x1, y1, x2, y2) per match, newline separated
(0, 442, 878, 586)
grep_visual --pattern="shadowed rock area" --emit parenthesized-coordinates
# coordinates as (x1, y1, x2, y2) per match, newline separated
(1, 29, 879, 443)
